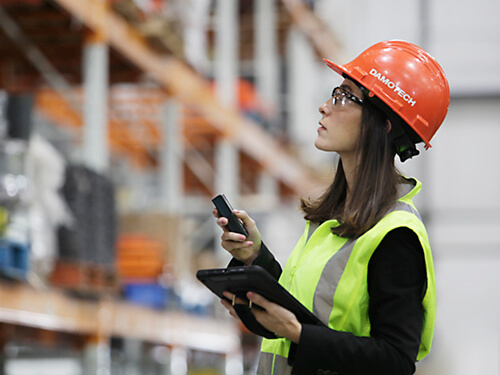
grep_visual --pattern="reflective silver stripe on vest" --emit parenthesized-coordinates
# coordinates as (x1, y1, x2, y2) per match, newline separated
(257, 352, 291, 375)
(313, 239, 356, 323)
(393, 200, 422, 221)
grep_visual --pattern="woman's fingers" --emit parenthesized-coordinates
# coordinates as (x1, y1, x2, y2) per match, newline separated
(233, 210, 255, 228)
(221, 231, 247, 242)
(221, 291, 301, 343)
(221, 291, 248, 320)
(219, 225, 253, 252)
(223, 291, 247, 304)
(213, 209, 233, 231)
(246, 291, 269, 309)
(246, 292, 302, 343)
(220, 298, 238, 319)
(220, 229, 253, 253)
(216, 216, 229, 230)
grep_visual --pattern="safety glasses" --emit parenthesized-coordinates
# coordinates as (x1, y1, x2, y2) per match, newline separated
(331, 86, 364, 107)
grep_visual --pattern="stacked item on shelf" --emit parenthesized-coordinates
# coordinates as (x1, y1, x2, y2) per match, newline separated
(116, 234, 172, 309)
(51, 164, 118, 294)
(0, 232, 29, 280)
(0, 144, 30, 281)
(0, 94, 33, 281)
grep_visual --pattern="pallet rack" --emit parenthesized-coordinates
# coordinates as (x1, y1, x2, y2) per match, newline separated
(0, 279, 241, 373)
(0, 0, 339, 373)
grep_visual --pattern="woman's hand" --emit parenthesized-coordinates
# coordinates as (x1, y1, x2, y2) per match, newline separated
(221, 291, 302, 344)
(213, 208, 262, 265)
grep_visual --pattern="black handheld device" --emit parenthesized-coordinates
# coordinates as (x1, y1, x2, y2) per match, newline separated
(212, 194, 248, 237)
(196, 266, 326, 328)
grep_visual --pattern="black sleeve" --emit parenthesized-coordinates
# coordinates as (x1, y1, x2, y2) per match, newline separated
(227, 242, 282, 280)
(290, 227, 426, 375)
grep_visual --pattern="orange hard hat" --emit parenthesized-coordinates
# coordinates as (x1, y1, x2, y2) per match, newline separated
(324, 40, 450, 148)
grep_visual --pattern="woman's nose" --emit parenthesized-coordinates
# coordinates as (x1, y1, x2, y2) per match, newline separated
(319, 100, 330, 115)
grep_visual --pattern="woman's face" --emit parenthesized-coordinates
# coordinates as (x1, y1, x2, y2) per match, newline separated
(315, 79, 364, 158)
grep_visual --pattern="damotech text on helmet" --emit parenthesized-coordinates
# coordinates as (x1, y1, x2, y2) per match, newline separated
(369, 68, 416, 107)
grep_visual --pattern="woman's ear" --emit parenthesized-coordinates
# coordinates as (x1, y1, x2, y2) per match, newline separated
(386, 119, 392, 133)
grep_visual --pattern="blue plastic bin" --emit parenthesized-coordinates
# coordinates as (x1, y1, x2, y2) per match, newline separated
(123, 282, 170, 309)
(0, 240, 29, 280)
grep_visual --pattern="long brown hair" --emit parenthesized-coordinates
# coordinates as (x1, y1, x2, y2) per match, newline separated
(301, 97, 404, 238)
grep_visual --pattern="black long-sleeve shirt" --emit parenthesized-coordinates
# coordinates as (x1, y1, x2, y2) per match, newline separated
(229, 227, 427, 375)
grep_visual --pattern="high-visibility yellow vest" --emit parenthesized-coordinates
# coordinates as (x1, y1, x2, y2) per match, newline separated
(258, 178, 436, 374)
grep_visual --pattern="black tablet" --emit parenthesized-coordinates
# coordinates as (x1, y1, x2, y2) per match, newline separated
(196, 265, 325, 327)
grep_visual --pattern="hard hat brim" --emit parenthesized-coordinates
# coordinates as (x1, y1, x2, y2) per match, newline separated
(323, 58, 347, 77)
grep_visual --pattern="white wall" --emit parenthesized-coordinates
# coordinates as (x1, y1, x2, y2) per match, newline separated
(419, 98, 500, 375)
(430, 0, 500, 95)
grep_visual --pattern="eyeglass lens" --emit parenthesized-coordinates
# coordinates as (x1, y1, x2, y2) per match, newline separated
(331, 87, 363, 107)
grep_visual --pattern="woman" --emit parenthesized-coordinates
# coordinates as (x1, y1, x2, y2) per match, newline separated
(214, 40, 449, 375)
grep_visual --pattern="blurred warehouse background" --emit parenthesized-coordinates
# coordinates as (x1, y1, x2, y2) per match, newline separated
(0, 0, 498, 374)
